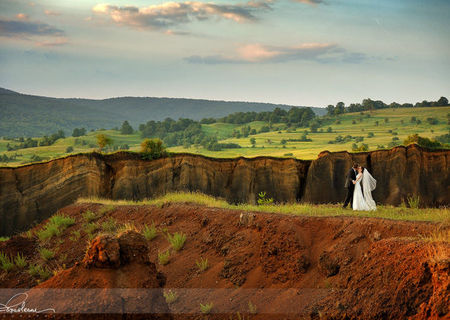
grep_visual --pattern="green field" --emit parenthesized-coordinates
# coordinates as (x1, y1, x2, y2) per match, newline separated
(1, 106, 448, 166)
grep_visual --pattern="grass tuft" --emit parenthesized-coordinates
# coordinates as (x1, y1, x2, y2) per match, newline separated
(142, 222, 158, 241)
(39, 248, 55, 261)
(196, 257, 209, 272)
(37, 214, 75, 242)
(0, 252, 14, 271)
(163, 290, 178, 304)
(14, 253, 27, 269)
(102, 217, 118, 232)
(158, 250, 171, 265)
(200, 302, 213, 314)
(28, 264, 52, 280)
(166, 232, 187, 251)
(82, 210, 98, 222)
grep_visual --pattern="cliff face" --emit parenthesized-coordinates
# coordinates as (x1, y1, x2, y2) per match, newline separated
(0, 145, 448, 235)
(303, 145, 449, 206)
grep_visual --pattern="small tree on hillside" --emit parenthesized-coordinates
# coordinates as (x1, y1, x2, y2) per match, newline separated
(97, 134, 112, 151)
(120, 121, 134, 134)
(250, 137, 256, 148)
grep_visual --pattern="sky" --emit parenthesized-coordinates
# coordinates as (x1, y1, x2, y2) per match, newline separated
(0, 0, 449, 107)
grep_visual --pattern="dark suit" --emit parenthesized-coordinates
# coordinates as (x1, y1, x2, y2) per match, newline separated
(343, 168, 356, 208)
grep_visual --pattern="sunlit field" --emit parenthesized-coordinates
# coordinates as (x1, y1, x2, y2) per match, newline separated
(1, 106, 448, 166)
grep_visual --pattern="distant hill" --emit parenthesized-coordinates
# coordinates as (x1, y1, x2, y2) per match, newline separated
(0, 88, 325, 137)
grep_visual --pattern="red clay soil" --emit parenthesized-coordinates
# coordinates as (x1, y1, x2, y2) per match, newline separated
(0, 203, 448, 320)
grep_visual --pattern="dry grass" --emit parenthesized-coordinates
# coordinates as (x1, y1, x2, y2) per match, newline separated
(78, 191, 450, 223)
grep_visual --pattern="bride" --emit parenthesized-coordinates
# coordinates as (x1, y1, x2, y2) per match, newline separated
(353, 166, 377, 211)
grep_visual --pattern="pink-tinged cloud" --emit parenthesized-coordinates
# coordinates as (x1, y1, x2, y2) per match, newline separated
(92, 1, 272, 31)
(35, 37, 68, 47)
(44, 10, 61, 16)
(16, 13, 29, 20)
(295, 0, 325, 5)
(185, 42, 368, 64)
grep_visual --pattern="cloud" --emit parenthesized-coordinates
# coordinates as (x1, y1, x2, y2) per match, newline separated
(185, 42, 369, 64)
(295, 0, 325, 4)
(16, 13, 29, 20)
(0, 18, 64, 38)
(35, 37, 68, 47)
(91, 1, 273, 31)
(44, 10, 61, 16)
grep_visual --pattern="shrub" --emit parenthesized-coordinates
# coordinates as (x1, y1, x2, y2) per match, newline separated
(167, 232, 187, 251)
(14, 253, 27, 268)
(163, 290, 178, 304)
(200, 302, 213, 314)
(141, 138, 167, 160)
(367, 132, 374, 138)
(196, 257, 209, 272)
(142, 223, 158, 241)
(66, 146, 74, 153)
(97, 134, 113, 151)
(39, 248, 55, 261)
(404, 134, 443, 149)
(0, 252, 14, 271)
(158, 250, 171, 265)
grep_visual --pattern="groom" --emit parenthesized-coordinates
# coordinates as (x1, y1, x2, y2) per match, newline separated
(343, 163, 359, 208)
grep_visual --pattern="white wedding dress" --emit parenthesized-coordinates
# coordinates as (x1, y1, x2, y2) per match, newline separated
(352, 169, 377, 211)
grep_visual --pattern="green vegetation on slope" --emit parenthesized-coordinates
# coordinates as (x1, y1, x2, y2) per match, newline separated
(0, 106, 448, 166)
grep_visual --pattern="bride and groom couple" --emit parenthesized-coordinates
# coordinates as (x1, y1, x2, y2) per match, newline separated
(343, 163, 377, 211)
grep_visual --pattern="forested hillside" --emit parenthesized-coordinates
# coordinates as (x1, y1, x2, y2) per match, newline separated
(0, 88, 324, 137)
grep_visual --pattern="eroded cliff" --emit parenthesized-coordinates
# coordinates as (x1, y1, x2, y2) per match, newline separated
(0, 144, 448, 235)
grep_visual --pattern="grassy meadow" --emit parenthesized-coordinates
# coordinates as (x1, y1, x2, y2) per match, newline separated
(1, 106, 448, 166)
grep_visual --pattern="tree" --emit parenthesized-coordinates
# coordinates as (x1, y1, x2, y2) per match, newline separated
(437, 96, 448, 106)
(281, 139, 287, 146)
(327, 127, 332, 133)
(72, 128, 86, 137)
(141, 138, 166, 159)
(120, 121, 134, 134)
(326, 105, 335, 116)
(97, 134, 112, 151)
(335, 102, 345, 115)
(66, 146, 74, 153)
(250, 137, 256, 147)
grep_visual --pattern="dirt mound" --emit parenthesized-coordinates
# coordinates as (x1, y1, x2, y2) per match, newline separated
(27, 231, 172, 319)
(0, 203, 448, 319)
(314, 239, 450, 319)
